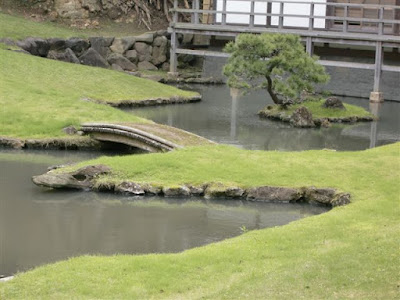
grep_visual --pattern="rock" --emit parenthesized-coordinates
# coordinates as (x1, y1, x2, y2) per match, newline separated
(142, 184, 162, 195)
(135, 32, 154, 44)
(79, 48, 110, 68)
(17, 38, 50, 57)
(290, 106, 315, 128)
(0, 137, 25, 149)
(125, 50, 138, 63)
(47, 48, 80, 64)
(204, 183, 228, 198)
(115, 182, 145, 195)
(134, 42, 152, 62)
(303, 187, 336, 205)
(152, 36, 168, 65)
(89, 37, 114, 58)
(47, 38, 67, 51)
(107, 53, 137, 71)
(65, 38, 90, 56)
(225, 187, 245, 198)
(110, 37, 136, 54)
(320, 119, 331, 128)
(62, 125, 78, 135)
(111, 63, 124, 71)
(32, 165, 111, 190)
(188, 185, 205, 196)
(161, 62, 170, 72)
(246, 186, 302, 203)
(323, 97, 346, 110)
(331, 192, 351, 207)
(138, 61, 158, 71)
(162, 186, 191, 197)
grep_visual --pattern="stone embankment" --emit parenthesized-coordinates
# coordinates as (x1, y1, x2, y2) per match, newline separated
(12, 31, 172, 72)
(32, 165, 351, 207)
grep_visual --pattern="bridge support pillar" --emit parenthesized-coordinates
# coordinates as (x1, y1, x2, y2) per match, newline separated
(370, 41, 384, 102)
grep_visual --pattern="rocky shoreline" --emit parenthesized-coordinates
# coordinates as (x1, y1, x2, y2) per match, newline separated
(0, 136, 101, 150)
(32, 165, 351, 207)
(96, 94, 202, 107)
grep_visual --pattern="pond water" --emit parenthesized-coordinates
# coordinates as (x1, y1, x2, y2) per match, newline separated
(0, 151, 328, 277)
(128, 85, 400, 151)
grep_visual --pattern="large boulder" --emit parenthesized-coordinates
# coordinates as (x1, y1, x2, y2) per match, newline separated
(66, 38, 90, 56)
(79, 48, 110, 68)
(110, 37, 136, 54)
(162, 186, 191, 197)
(135, 32, 154, 44)
(134, 42, 152, 62)
(323, 97, 346, 110)
(138, 61, 157, 71)
(32, 165, 111, 190)
(47, 48, 80, 64)
(290, 106, 315, 128)
(125, 50, 138, 63)
(151, 36, 168, 66)
(17, 38, 50, 57)
(246, 186, 302, 203)
(89, 37, 114, 58)
(47, 38, 67, 52)
(303, 187, 336, 205)
(107, 53, 137, 71)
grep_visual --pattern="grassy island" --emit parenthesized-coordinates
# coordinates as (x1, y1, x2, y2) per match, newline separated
(1, 143, 399, 298)
(259, 100, 374, 122)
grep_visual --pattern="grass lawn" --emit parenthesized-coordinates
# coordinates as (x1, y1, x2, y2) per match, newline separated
(1, 143, 399, 299)
(260, 99, 373, 120)
(0, 49, 198, 139)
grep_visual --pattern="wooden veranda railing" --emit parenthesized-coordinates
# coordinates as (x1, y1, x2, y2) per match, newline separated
(168, 0, 400, 101)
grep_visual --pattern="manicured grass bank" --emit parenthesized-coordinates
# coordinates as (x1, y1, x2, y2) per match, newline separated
(1, 143, 399, 299)
(0, 49, 197, 139)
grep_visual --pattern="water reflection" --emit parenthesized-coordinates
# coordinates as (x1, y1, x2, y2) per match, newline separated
(128, 85, 400, 151)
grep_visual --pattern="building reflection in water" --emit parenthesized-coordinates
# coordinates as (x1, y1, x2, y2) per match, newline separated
(369, 102, 382, 149)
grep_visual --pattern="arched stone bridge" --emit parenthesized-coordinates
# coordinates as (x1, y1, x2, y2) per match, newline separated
(81, 123, 214, 152)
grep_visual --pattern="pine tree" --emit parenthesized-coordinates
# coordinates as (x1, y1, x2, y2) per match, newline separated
(223, 33, 330, 106)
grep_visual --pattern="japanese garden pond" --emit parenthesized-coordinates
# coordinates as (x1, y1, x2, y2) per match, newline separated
(129, 85, 400, 151)
(0, 151, 328, 277)
(1, 87, 399, 278)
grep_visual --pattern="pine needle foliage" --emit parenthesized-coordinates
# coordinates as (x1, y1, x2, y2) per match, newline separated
(223, 33, 330, 106)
